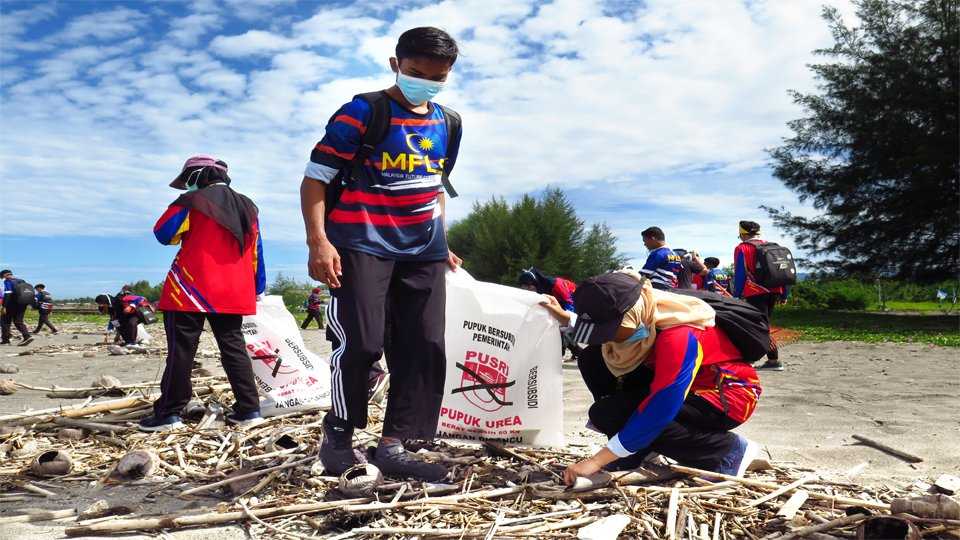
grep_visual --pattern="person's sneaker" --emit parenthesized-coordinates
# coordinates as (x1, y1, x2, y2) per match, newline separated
(758, 360, 785, 371)
(18, 336, 34, 347)
(138, 414, 185, 432)
(0, 341, 11, 345)
(226, 410, 265, 428)
(371, 443, 448, 482)
(717, 434, 761, 477)
(320, 415, 364, 476)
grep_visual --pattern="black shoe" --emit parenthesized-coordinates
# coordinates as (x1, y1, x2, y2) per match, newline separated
(319, 414, 364, 475)
(226, 410, 265, 428)
(18, 336, 34, 347)
(138, 414, 185, 432)
(0, 341, 11, 345)
(758, 360, 785, 371)
(371, 443, 448, 482)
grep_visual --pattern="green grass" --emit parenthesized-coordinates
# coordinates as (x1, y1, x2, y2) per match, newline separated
(867, 301, 957, 313)
(774, 308, 960, 347)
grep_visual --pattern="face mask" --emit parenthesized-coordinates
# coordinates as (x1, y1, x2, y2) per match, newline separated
(623, 324, 650, 344)
(396, 72, 444, 105)
(185, 168, 203, 192)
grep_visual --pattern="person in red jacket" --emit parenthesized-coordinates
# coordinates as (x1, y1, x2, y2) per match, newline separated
(138, 155, 267, 432)
(733, 221, 787, 371)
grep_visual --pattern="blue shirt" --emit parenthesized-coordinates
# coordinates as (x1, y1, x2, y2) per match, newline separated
(641, 247, 682, 289)
(704, 268, 730, 293)
(304, 95, 460, 261)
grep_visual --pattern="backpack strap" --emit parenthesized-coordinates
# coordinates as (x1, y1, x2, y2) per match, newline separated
(349, 91, 392, 180)
(436, 104, 461, 198)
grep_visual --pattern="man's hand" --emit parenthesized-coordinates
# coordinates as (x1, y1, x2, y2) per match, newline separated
(539, 294, 571, 325)
(447, 250, 462, 271)
(563, 448, 618, 486)
(308, 239, 342, 289)
(563, 457, 603, 486)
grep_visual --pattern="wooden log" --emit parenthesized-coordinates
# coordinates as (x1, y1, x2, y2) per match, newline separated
(54, 417, 131, 433)
(776, 490, 809, 520)
(745, 474, 816, 508)
(666, 487, 680, 540)
(65, 498, 370, 536)
(851, 434, 923, 463)
(768, 513, 869, 540)
(668, 464, 890, 510)
(0, 508, 76, 524)
(179, 456, 314, 497)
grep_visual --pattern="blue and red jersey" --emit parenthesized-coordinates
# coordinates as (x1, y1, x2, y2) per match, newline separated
(606, 325, 762, 457)
(733, 240, 786, 299)
(153, 205, 265, 315)
(552, 277, 576, 311)
(705, 268, 731, 294)
(641, 247, 683, 289)
(304, 95, 460, 261)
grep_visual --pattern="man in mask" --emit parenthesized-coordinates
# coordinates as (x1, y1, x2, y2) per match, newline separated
(300, 27, 462, 482)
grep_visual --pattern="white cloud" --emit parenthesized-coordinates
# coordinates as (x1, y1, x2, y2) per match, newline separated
(0, 0, 849, 269)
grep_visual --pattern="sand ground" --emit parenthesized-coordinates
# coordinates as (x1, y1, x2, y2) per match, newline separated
(1, 322, 957, 539)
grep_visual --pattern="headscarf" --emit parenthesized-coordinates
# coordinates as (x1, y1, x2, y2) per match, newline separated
(600, 270, 716, 376)
(169, 159, 258, 254)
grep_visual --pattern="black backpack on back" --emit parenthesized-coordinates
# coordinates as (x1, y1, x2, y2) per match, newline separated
(751, 241, 797, 288)
(326, 91, 462, 213)
(12, 280, 36, 306)
(673, 289, 773, 364)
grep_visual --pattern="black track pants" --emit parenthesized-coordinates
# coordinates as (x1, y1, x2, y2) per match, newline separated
(1, 303, 30, 342)
(745, 294, 779, 360)
(153, 311, 260, 418)
(35, 309, 58, 333)
(326, 249, 446, 439)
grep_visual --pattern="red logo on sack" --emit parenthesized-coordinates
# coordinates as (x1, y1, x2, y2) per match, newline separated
(246, 340, 299, 376)
(453, 351, 515, 413)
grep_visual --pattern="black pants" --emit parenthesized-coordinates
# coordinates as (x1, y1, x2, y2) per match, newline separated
(577, 345, 739, 471)
(326, 249, 446, 439)
(1, 303, 30, 342)
(153, 311, 260, 418)
(117, 314, 140, 345)
(34, 309, 58, 333)
(301, 308, 325, 329)
(746, 294, 779, 361)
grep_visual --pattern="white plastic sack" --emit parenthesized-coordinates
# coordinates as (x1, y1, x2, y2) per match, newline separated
(437, 270, 564, 447)
(242, 296, 332, 416)
(136, 324, 152, 345)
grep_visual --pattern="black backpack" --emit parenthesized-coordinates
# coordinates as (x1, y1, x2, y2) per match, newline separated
(12, 280, 36, 306)
(751, 241, 797, 288)
(673, 289, 773, 364)
(326, 91, 462, 213)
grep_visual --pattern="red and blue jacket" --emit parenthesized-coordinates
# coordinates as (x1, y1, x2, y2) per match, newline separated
(153, 205, 265, 315)
(606, 325, 762, 457)
(733, 240, 787, 299)
(304, 95, 459, 261)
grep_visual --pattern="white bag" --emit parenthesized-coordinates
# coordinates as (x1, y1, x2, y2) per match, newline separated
(242, 296, 332, 416)
(136, 323, 152, 345)
(437, 270, 564, 447)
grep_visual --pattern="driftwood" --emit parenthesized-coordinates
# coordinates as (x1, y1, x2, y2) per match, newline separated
(851, 434, 924, 463)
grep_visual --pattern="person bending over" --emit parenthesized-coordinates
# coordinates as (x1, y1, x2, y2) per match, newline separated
(540, 271, 762, 485)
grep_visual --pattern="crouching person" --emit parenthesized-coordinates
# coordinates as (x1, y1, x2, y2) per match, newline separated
(139, 155, 267, 432)
(540, 271, 762, 485)
(96, 290, 147, 345)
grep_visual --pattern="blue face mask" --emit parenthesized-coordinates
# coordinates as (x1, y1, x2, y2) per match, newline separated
(396, 72, 444, 106)
(623, 324, 650, 344)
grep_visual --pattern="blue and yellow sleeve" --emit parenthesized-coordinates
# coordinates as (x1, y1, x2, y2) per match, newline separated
(154, 205, 190, 245)
(305, 97, 372, 182)
(253, 223, 266, 295)
(733, 248, 747, 298)
(607, 330, 703, 457)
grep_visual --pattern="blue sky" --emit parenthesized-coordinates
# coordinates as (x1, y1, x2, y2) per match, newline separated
(0, 0, 853, 298)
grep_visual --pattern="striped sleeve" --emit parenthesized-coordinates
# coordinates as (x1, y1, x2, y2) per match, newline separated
(154, 205, 190, 245)
(304, 97, 372, 183)
(607, 329, 703, 457)
(253, 222, 266, 295)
